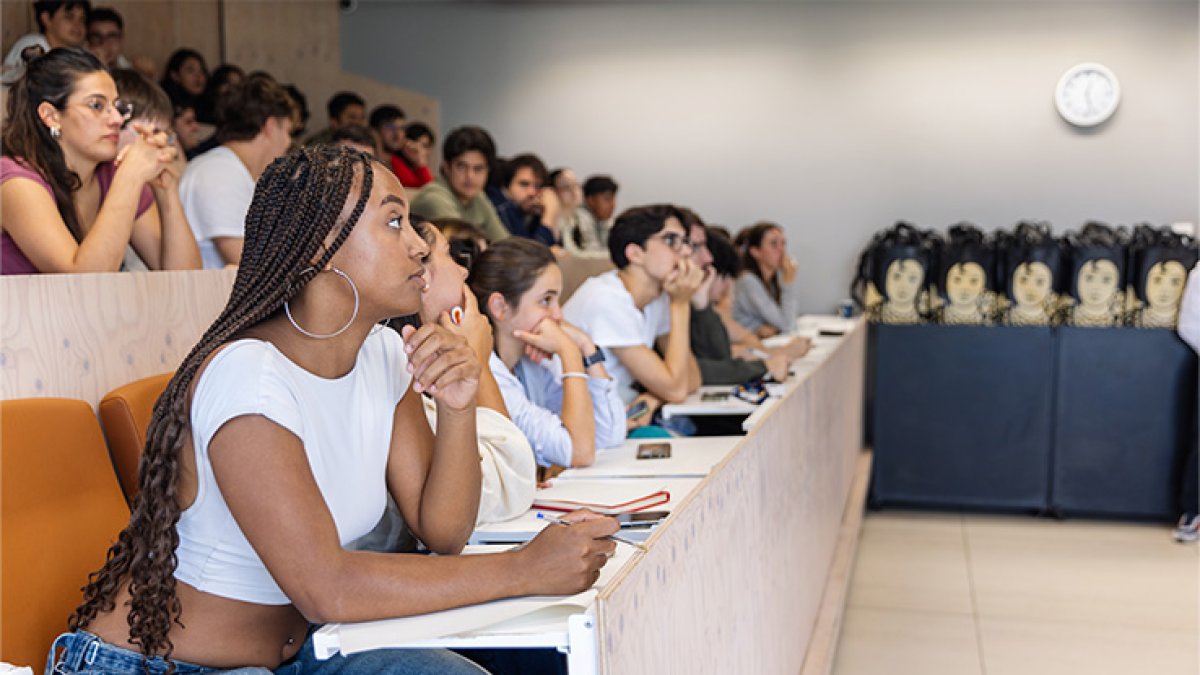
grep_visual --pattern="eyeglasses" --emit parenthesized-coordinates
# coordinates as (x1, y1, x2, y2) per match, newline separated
(651, 231, 693, 252)
(87, 31, 122, 45)
(75, 97, 133, 121)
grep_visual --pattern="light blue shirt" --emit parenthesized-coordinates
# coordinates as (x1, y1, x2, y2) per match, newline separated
(489, 352, 626, 467)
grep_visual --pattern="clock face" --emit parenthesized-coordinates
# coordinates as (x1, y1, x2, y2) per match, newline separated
(1055, 63, 1120, 127)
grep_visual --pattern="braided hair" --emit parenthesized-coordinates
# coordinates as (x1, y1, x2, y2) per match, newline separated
(69, 145, 377, 664)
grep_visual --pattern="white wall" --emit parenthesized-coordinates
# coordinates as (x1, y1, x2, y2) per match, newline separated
(342, 1, 1198, 313)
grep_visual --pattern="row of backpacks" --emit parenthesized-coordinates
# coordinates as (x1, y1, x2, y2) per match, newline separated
(851, 221, 1199, 328)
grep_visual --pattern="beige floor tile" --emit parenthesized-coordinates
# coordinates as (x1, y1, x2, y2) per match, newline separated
(966, 517, 1199, 631)
(862, 510, 964, 536)
(832, 607, 983, 675)
(848, 514, 973, 614)
(978, 616, 1200, 675)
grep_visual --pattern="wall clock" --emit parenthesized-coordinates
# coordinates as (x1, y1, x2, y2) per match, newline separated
(1055, 62, 1120, 127)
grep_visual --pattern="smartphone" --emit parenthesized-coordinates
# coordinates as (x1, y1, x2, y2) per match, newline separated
(626, 400, 650, 420)
(636, 442, 672, 460)
(616, 510, 669, 528)
(701, 391, 730, 402)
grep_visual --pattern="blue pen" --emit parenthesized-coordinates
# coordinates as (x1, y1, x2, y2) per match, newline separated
(536, 513, 648, 551)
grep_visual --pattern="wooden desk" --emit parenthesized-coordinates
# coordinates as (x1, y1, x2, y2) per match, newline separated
(316, 318, 868, 673)
(594, 318, 866, 673)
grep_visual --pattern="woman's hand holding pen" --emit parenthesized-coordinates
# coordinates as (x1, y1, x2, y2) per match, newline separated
(517, 509, 619, 596)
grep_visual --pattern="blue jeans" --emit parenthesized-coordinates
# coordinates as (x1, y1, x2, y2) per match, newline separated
(47, 630, 490, 675)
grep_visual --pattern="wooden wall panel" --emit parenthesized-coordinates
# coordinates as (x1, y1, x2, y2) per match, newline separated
(2, 3, 34, 56)
(1, 0, 434, 135)
(0, 270, 235, 406)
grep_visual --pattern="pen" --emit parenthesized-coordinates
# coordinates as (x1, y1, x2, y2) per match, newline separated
(536, 513, 648, 551)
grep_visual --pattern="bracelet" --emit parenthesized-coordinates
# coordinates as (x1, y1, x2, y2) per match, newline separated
(561, 372, 589, 381)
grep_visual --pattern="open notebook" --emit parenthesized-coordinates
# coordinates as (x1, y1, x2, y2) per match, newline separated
(312, 544, 636, 658)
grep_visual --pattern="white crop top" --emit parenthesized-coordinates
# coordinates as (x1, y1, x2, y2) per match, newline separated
(175, 329, 411, 605)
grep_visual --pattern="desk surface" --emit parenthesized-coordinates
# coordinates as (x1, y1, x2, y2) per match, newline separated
(662, 315, 853, 423)
(556, 435, 741, 479)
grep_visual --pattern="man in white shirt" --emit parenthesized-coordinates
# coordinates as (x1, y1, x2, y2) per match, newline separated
(2, 0, 87, 84)
(563, 204, 704, 417)
(180, 74, 295, 268)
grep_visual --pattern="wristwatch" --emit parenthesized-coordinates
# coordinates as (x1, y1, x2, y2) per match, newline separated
(582, 348, 606, 368)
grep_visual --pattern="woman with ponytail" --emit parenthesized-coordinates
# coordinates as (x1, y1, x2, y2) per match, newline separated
(53, 146, 617, 673)
(732, 222, 801, 337)
(0, 47, 200, 274)
(471, 238, 626, 468)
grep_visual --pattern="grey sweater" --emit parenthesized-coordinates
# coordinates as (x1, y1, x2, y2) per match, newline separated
(733, 271, 801, 333)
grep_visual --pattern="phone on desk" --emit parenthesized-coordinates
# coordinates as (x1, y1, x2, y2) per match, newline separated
(617, 510, 669, 528)
(701, 391, 730, 402)
(636, 442, 671, 460)
(626, 400, 650, 420)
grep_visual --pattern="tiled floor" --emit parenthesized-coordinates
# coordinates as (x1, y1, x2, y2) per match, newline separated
(832, 512, 1200, 675)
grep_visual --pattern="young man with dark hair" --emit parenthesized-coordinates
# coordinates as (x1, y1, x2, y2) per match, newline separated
(2, 0, 89, 84)
(565, 174, 619, 257)
(391, 122, 434, 188)
(180, 75, 295, 268)
(563, 205, 704, 420)
(331, 124, 378, 156)
(689, 228, 798, 385)
(489, 153, 558, 245)
(84, 6, 130, 69)
(303, 91, 366, 146)
(410, 125, 509, 242)
(369, 104, 406, 157)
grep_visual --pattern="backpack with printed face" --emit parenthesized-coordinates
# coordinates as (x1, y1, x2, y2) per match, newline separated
(995, 221, 1067, 327)
(1125, 224, 1199, 329)
(851, 222, 937, 324)
(1063, 221, 1129, 328)
(930, 223, 998, 325)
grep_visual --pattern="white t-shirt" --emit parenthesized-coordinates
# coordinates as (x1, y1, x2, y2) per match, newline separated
(562, 270, 670, 404)
(176, 329, 411, 605)
(180, 146, 255, 269)
(1, 34, 48, 85)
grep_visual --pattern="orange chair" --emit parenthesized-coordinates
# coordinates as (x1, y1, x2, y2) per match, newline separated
(99, 372, 172, 503)
(0, 398, 130, 668)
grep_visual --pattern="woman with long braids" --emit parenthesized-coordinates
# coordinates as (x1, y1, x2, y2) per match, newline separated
(52, 146, 617, 673)
(1, 47, 200, 274)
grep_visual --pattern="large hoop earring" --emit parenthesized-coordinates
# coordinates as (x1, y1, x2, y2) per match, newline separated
(285, 266, 359, 339)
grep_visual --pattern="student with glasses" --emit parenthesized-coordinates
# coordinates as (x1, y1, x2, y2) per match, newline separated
(0, 48, 200, 274)
(85, 6, 131, 71)
(562, 204, 704, 429)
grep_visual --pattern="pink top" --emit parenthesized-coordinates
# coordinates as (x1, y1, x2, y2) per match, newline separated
(0, 156, 155, 275)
